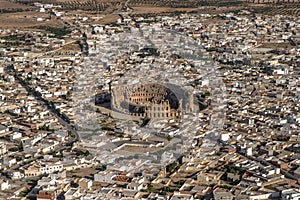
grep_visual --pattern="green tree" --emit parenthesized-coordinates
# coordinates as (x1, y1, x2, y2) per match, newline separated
(166, 162, 177, 173)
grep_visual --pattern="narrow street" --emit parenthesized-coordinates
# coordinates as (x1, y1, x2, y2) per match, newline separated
(5, 66, 79, 144)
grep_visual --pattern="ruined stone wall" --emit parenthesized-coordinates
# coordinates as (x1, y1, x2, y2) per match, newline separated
(111, 83, 185, 119)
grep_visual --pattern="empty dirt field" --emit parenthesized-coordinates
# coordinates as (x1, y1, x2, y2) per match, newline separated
(68, 167, 99, 178)
(0, 11, 64, 29)
(90, 14, 120, 24)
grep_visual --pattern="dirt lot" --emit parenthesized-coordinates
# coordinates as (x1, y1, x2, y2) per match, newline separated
(69, 167, 99, 178)
(0, 11, 64, 29)
(71, 12, 120, 25)
(260, 42, 292, 49)
(93, 14, 120, 24)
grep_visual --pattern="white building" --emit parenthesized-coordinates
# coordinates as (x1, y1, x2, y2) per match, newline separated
(40, 163, 64, 174)
(64, 188, 81, 200)
(0, 180, 10, 190)
(0, 142, 7, 155)
(10, 132, 22, 141)
(127, 182, 143, 191)
(94, 171, 116, 183)
(221, 133, 230, 141)
(12, 171, 24, 180)
(0, 125, 8, 134)
(282, 189, 300, 200)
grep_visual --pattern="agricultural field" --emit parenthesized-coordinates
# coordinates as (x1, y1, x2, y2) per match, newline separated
(53, 0, 300, 16)
(131, 7, 196, 15)
(0, 0, 33, 13)
(55, 0, 117, 12)
(0, 0, 298, 29)
(251, 3, 300, 15)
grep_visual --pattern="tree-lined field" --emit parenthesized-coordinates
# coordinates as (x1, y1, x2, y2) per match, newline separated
(0, 0, 32, 8)
(249, 2, 300, 15)
(55, 0, 300, 16)
(1, 0, 299, 21)
(57, 0, 112, 11)
(0, 0, 34, 13)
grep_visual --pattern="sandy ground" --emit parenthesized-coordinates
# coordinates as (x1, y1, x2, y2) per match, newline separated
(69, 167, 99, 178)
(0, 11, 64, 29)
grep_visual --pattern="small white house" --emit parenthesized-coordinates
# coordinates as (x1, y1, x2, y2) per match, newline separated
(0, 125, 8, 134)
(10, 132, 22, 141)
(94, 171, 116, 183)
(12, 171, 24, 180)
(282, 189, 300, 200)
(0, 180, 10, 190)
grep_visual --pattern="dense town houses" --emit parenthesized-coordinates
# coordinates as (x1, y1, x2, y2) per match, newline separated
(0, 3, 299, 199)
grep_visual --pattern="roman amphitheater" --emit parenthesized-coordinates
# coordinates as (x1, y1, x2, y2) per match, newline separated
(111, 83, 196, 119)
